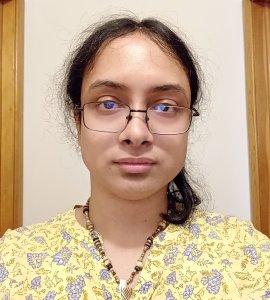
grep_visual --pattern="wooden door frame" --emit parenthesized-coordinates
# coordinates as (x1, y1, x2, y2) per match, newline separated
(0, 0, 24, 236)
(244, 0, 270, 236)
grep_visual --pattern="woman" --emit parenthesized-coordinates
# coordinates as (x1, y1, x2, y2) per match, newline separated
(0, 16, 269, 300)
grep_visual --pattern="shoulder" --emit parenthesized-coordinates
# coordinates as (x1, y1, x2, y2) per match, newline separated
(193, 209, 268, 240)
(160, 210, 270, 299)
(169, 209, 270, 267)
(0, 208, 81, 297)
(166, 209, 270, 250)
(179, 209, 270, 252)
(1, 208, 75, 248)
(0, 208, 77, 269)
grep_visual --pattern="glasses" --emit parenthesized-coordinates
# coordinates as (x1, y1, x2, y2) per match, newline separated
(75, 101, 199, 135)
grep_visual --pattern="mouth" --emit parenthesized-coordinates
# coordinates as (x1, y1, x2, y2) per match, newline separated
(114, 157, 156, 174)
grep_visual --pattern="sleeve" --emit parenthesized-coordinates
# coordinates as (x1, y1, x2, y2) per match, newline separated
(228, 219, 270, 299)
(0, 229, 31, 298)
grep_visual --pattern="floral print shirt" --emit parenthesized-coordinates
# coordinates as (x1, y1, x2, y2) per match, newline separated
(0, 208, 270, 299)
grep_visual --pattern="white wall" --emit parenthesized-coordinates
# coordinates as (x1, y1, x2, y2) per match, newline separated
(23, 0, 250, 225)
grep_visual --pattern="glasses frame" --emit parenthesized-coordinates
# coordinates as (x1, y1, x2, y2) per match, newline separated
(74, 101, 200, 135)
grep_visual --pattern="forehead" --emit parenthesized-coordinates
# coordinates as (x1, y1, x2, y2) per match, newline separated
(82, 33, 191, 101)
(91, 33, 185, 74)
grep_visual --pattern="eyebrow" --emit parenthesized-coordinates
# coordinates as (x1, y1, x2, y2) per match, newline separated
(151, 84, 187, 95)
(89, 80, 187, 96)
(90, 80, 128, 91)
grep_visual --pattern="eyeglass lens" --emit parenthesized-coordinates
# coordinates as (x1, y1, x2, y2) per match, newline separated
(82, 102, 192, 134)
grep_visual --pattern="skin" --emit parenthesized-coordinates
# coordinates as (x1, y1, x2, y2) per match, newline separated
(75, 32, 191, 282)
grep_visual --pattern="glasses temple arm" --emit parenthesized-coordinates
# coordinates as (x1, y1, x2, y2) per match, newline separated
(191, 107, 200, 116)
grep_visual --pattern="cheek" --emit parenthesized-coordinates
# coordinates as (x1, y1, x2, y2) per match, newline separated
(163, 135, 188, 169)
(178, 136, 189, 164)
(79, 130, 98, 170)
(79, 129, 114, 172)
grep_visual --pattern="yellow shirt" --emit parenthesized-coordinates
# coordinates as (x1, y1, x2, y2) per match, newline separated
(0, 208, 269, 299)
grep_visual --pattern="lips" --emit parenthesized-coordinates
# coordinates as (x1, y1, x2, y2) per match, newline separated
(114, 157, 155, 174)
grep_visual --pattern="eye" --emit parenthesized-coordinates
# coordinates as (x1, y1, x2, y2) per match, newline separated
(150, 103, 177, 113)
(97, 100, 121, 110)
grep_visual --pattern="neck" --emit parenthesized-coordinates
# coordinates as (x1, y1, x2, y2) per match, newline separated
(87, 188, 168, 246)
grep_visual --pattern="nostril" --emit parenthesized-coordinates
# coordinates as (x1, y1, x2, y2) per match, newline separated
(123, 139, 132, 145)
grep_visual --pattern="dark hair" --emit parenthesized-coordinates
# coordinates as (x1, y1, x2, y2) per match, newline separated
(62, 16, 202, 224)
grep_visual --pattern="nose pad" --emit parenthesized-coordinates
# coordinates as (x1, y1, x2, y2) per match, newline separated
(127, 113, 148, 123)
(127, 109, 149, 124)
(120, 111, 153, 145)
(124, 113, 150, 133)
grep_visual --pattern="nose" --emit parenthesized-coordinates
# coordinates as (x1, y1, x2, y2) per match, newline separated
(118, 111, 154, 146)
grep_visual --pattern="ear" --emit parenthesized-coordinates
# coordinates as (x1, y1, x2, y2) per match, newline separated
(73, 110, 82, 145)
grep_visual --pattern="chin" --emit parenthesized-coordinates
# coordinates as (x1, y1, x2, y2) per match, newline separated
(112, 179, 168, 201)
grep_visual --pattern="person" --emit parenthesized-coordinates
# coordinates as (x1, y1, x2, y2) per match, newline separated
(0, 16, 269, 300)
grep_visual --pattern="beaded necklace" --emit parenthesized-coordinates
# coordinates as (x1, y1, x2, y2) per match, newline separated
(83, 200, 168, 300)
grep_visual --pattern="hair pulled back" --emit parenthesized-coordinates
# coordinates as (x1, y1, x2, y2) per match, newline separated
(62, 16, 202, 224)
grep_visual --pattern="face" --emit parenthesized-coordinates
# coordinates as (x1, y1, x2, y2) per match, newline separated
(79, 33, 191, 200)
